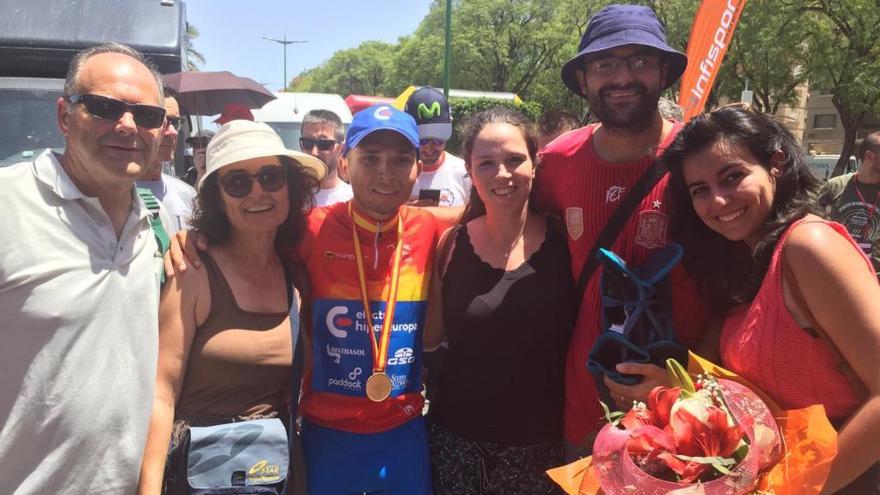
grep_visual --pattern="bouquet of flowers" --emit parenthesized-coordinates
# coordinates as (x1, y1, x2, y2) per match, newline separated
(591, 359, 783, 494)
(547, 355, 839, 495)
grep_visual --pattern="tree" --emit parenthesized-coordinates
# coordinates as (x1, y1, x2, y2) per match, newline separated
(385, 1, 448, 91)
(290, 41, 397, 95)
(795, 0, 880, 176)
(295, 0, 591, 114)
(708, 0, 810, 115)
(185, 23, 206, 71)
(452, 0, 569, 95)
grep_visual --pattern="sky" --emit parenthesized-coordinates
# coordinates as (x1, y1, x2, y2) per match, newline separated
(186, 0, 435, 92)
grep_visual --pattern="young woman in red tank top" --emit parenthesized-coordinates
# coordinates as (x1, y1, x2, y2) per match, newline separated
(660, 106, 880, 494)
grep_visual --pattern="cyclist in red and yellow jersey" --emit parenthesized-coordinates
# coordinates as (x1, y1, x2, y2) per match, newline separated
(295, 106, 439, 494)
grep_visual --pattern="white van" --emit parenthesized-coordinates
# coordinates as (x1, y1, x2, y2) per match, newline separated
(805, 154, 858, 181)
(252, 92, 353, 152)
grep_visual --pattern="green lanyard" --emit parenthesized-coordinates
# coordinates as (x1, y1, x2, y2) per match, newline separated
(136, 187, 171, 284)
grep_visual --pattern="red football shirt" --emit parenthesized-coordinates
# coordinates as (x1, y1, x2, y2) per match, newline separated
(534, 123, 708, 445)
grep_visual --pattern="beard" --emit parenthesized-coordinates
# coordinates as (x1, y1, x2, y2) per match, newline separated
(587, 81, 661, 135)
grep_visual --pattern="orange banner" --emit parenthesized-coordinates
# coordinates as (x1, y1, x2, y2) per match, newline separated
(678, 0, 748, 121)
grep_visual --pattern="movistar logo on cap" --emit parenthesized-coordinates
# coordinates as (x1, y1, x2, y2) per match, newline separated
(417, 101, 441, 119)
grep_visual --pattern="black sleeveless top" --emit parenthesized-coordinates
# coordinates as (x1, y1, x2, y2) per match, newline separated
(430, 219, 577, 446)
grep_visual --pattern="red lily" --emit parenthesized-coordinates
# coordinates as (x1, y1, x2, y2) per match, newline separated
(668, 405, 745, 459)
(620, 386, 681, 430)
(626, 424, 676, 456)
(647, 386, 681, 427)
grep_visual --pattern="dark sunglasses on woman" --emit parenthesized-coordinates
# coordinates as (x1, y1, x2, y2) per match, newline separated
(66, 93, 167, 129)
(219, 166, 288, 198)
(299, 137, 337, 152)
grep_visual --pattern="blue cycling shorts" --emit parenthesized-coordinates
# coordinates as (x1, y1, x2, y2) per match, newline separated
(301, 416, 431, 495)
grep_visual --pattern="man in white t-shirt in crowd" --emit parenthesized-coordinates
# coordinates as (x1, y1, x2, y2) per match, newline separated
(404, 86, 470, 207)
(137, 92, 197, 231)
(301, 109, 353, 206)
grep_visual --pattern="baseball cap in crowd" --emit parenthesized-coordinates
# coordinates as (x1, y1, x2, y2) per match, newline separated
(342, 104, 420, 157)
(213, 102, 255, 125)
(403, 86, 452, 141)
(560, 4, 688, 96)
(185, 129, 215, 148)
(200, 120, 326, 191)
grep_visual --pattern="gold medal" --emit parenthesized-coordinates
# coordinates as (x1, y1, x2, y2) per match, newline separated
(365, 371, 393, 402)
(350, 204, 405, 402)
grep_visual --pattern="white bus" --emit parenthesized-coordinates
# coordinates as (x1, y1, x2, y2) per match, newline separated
(252, 92, 353, 152)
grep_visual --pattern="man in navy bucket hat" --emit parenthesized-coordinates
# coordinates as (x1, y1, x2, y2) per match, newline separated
(532, 4, 709, 462)
(560, 4, 687, 96)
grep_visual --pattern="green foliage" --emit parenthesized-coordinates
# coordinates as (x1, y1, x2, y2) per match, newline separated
(444, 96, 541, 155)
(288, 0, 879, 168)
(600, 400, 626, 427)
(794, 0, 880, 176)
(294, 0, 587, 114)
(385, 0, 449, 92)
(290, 41, 397, 95)
(185, 23, 206, 71)
(701, 0, 809, 114)
(450, 96, 540, 122)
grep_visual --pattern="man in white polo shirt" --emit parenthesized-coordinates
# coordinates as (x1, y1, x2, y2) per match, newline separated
(0, 43, 172, 494)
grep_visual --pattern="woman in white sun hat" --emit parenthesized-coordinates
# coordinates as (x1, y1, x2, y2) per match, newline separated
(139, 121, 326, 495)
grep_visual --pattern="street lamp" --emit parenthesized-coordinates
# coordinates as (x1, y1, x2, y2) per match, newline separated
(443, 0, 452, 98)
(262, 34, 307, 91)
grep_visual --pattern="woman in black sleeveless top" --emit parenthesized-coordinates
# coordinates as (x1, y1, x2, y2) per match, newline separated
(424, 108, 577, 494)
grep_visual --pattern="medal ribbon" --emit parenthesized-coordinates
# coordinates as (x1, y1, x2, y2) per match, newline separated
(852, 176, 880, 239)
(349, 203, 404, 374)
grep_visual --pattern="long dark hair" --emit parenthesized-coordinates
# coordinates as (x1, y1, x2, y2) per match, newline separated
(459, 107, 539, 224)
(191, 156, 318, 258)
(663, 106, 824, 314)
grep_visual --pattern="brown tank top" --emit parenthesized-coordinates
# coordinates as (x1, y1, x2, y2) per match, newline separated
(175, 250, 292, 419)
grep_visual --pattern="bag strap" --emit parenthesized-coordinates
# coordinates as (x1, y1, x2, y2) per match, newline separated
(576, 160, 667, 297)
(782, 255, 870, 401)
(136, 187, 171, 284)
(288, 322, 303, 438)
(436, 224, 462, 281)
(283, 263, 306, 495)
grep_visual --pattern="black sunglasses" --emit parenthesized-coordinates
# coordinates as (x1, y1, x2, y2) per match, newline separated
(67, 93, 167, 129)
(299, 137, 337, 152)
(218, 166, 288, 198)
(187, 137, 211, 149)
(166, 116, 184, 131)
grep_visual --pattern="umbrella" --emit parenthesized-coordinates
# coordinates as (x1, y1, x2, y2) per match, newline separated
(162, 71, 276, 116)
